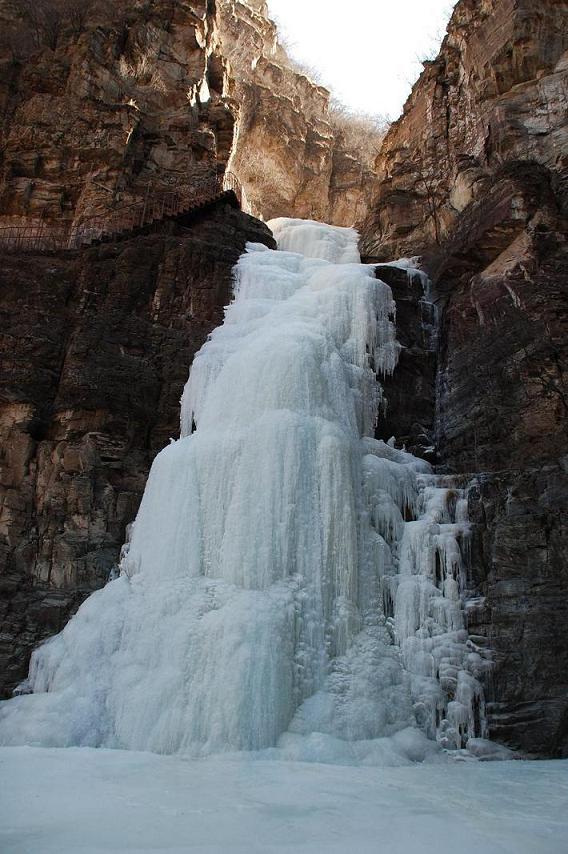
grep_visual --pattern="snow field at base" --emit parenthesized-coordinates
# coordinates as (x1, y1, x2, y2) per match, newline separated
(1, 747, 568, 854)
(0, 218, 489, 761)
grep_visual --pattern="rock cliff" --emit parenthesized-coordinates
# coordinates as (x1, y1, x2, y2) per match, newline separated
(0, 0, 379, 230)
(0, 0, 236, 230)
(218, 0, 382, 224)
(359, 0, 567, 261)
(362, 0, 568, 756)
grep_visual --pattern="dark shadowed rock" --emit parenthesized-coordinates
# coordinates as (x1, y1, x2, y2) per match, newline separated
(371, 264, 437, 460)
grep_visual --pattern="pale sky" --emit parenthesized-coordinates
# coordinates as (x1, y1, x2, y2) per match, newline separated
(267, 0, 456, 119)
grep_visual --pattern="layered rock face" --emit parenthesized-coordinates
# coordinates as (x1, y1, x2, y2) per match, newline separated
(1, 0, 566, 759)
(218, 0, 381, 224)
(0, 0, 380, 231)
(0, 0, 235, 230)
(359, 0, 568, 261)
(0, 204, 274, 697)
(361, 0, 568, 756)
(436, 173, 568, 757)
(0, 1, 267, 696)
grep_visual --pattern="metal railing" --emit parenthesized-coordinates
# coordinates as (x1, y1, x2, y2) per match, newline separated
(0, 171, 244, 253)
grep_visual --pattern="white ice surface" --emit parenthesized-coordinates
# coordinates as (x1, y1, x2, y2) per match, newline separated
(1, 747, 567, 854)
(0, 219, 405, 756)
(267, 218, 361, 263)
(0, 218, 491, 758)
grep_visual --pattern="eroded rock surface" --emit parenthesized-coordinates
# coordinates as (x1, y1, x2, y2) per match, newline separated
(0, 0, 379, 232)
(359, 0, 568, 261)
(218, 0, 381, 223)
(0, 0, 236, 231)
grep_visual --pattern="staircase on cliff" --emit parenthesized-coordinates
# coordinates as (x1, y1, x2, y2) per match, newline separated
(0, 172, 246, 254)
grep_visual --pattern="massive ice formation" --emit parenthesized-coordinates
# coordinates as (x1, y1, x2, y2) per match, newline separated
(0, 218, 489, 761)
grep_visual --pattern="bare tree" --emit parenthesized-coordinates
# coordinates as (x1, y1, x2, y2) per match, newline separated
(15, 0, 63, 51)
(14, 0, 44, 48)
(62, 0, 97, 35)
(12, 0, 101, 52)
(328, 99, 389, 169)
(413, 162, 442, 245)
(41, 1, 63, 50)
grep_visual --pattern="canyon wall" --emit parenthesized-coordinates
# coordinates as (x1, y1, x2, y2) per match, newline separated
(1, 0, 566, 757)
(0, 0, 235, 229)
(0, 0, 378, 230)
(362, 0, 568, 756)
(0, 0, 256, 696)
(218, 0, 381, 224)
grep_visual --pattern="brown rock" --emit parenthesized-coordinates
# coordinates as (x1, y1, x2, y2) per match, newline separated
(0, 0, 235, 230)
(218, 0, 381, 224)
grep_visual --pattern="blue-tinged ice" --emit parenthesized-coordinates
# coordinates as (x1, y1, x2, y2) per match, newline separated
(0, 218, 489, 762)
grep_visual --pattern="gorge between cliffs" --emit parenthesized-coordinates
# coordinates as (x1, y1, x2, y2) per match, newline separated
(0, 0, 567, 851)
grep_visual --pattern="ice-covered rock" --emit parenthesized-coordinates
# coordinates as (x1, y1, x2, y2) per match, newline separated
(0, 218, 490, 762)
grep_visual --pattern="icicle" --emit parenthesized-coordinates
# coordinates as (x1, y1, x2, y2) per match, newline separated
(0, 218, 490, 764)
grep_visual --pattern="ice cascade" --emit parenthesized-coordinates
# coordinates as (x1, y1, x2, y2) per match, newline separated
(0, 218, 490, 762)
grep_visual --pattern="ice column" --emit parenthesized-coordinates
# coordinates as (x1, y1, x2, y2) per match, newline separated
(0, 218, 490, 759)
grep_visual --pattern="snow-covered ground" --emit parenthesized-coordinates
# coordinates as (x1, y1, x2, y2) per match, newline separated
(1, 747, 567, 854)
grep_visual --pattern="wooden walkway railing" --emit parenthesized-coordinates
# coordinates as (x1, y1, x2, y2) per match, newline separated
(0, 171, 245, 253)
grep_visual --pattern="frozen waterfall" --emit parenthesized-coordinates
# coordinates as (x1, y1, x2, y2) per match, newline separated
(0, 218, 490, 762)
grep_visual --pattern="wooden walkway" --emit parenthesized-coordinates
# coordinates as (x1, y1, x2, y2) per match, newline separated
(0, 172, 245, 253)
